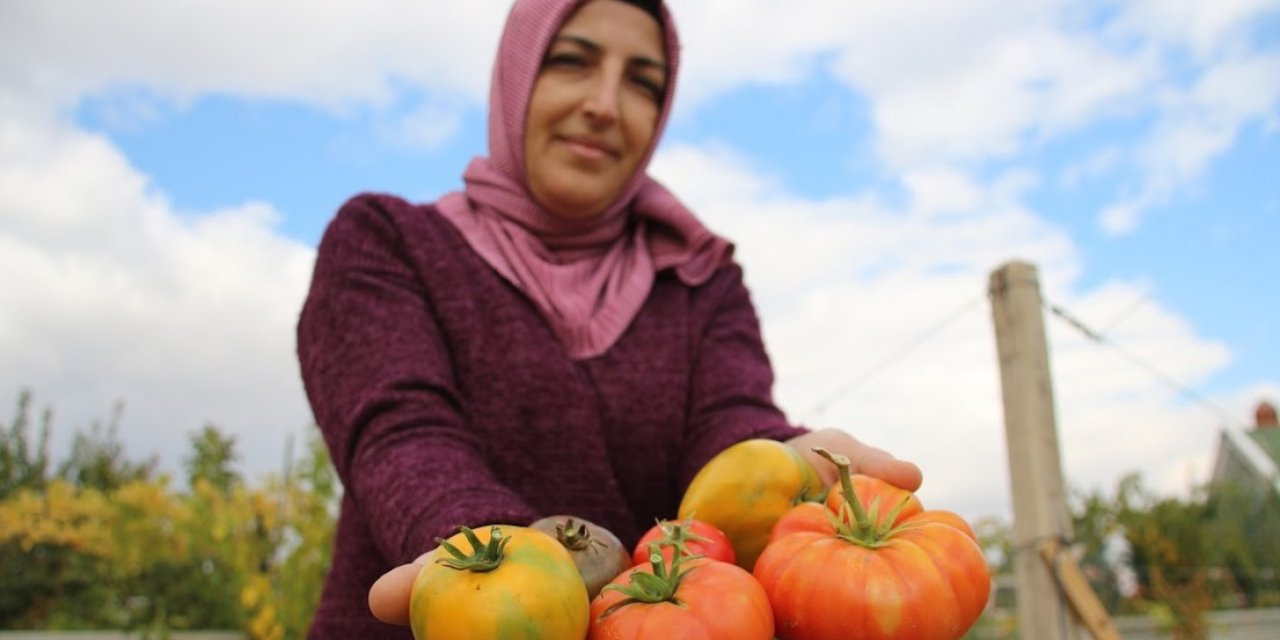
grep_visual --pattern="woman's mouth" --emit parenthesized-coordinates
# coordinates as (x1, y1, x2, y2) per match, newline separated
(560, 136, 618, 160)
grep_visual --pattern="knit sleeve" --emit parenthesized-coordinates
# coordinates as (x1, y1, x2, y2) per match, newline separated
(678, 263, 808, 490)
(296, 194, 539, 563)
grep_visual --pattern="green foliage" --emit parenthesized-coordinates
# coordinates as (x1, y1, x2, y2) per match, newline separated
(1071, 488, 1125, 612)
(968, 470, 1280, 640)
(0, 389, 338, 638)
(186, 424, 243, 494)
(272, 434, 339, 638)
(972, 516, 1014, 575)
(0, 390, 52, 499)
(57, 400, 157, 491)
(1112, 474, 1219, 639)
(1203, 479, 1280, 606)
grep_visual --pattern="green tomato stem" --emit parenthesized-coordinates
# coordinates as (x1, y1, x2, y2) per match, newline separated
(812, 447, 914, 548)
(654, 516, 711, 559)
(598, 542, 698, 618)
(813, 447, 874, 531)
(435, 525, 509, 572)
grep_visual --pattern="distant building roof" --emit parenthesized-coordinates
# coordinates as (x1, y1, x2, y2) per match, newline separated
(1250, 427, 1280, 465)
(1210, 400, 1280, 498)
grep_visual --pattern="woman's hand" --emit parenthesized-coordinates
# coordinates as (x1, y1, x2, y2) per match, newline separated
(785, 428, 922, 492)
(368, 552, 431, 625)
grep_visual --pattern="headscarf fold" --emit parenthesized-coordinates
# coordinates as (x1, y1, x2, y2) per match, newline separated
(437, 0, 733, 359)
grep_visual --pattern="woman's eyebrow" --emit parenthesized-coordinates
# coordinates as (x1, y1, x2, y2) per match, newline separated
(552, 34, 668, 73)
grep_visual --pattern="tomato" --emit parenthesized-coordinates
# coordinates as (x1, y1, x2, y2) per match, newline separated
(410, 524, 589, 640)
(678, 438, 826, 571)
(633, 517, 735, 566)
(754, 449, 991, 640)
(589, 550, 773, 639)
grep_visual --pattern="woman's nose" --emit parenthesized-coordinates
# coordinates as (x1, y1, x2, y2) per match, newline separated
(582, 73, 620, 125)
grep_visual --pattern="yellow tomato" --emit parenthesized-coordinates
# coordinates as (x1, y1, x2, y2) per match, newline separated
(409, 524, 589, 640)
(677, 439, 826, 571)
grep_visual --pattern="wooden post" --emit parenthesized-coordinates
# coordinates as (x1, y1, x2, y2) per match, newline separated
(989, 261, 1083, 639)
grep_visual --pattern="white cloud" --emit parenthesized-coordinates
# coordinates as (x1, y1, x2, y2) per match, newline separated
(0, 0, 510, 112)
(902, 168, 986, 217)
(1061, 146, 1123, 189)
(678, 0, 1278, 239)
(1111, 0, 1280, 61)
(0, 111, 316, 480)
(807, 0, 1154, 168)
(376, 101, 466, 151)
(1100, 50, 1280, 234)
(1099, 199, 1144, 236)
(664, 0, 847, 109)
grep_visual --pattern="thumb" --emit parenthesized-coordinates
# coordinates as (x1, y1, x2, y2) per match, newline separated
(368, 553, 432, 625)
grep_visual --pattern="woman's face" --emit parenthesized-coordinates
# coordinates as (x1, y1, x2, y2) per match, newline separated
(523, 0, 667, 220)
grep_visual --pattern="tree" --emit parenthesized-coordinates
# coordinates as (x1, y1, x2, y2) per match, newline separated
(184, 424, 242, 494)
(1113, 474, 1217, 640)
(0, 390, 52, 499)
(58, 401, 155, 491)
(239, 431, 340, 640)
(0, 479, 114, 628)
(1203, 479, 1280, 607)
(272, 431, 338, 638)
(0, 390, 339, 636)
(962, 516, 1016, 639)
(1071, 488, 1125, 613)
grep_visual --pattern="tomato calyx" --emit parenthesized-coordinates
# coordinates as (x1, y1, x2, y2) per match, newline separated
(648, 517, 711, 558)
(554, 517, 605, 552)
(814, 447, 914, 549)
(435, 525, 510, 573)
(792, 466, 829, 506)
(599, 542, 698, 617)
(794, 485, 829, 505)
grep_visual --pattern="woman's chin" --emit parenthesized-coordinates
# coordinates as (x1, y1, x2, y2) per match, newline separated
(539, 195, 612, 222)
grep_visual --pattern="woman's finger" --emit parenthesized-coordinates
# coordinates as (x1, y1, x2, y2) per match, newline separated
(852, 446, 923, 493)
(368, 558, 428, 625)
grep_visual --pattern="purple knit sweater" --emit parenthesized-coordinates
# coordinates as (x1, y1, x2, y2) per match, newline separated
(296, 193, 806, 638)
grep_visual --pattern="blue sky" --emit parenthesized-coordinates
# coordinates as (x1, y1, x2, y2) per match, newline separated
(2, 0, 1278, 521)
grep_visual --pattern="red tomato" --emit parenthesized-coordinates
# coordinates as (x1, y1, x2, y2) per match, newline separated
(589, 553, 773, 640)
(632, 517, 736, 566)
(754, 448, 991, 640)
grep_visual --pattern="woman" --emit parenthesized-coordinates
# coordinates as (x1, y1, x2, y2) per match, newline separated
(297, 0, 921, 635)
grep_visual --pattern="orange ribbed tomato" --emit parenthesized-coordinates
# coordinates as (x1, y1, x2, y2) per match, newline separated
(754, 449, 990, 640)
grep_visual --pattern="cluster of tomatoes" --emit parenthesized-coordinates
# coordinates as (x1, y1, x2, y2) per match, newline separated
(408, 439, 991, 640)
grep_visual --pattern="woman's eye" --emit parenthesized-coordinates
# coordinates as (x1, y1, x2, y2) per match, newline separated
(544, 53, 587, 68)
(632, 76, 664, 101)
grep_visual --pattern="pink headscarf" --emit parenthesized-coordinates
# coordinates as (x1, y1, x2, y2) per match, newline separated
(437, 0, 733, 359)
